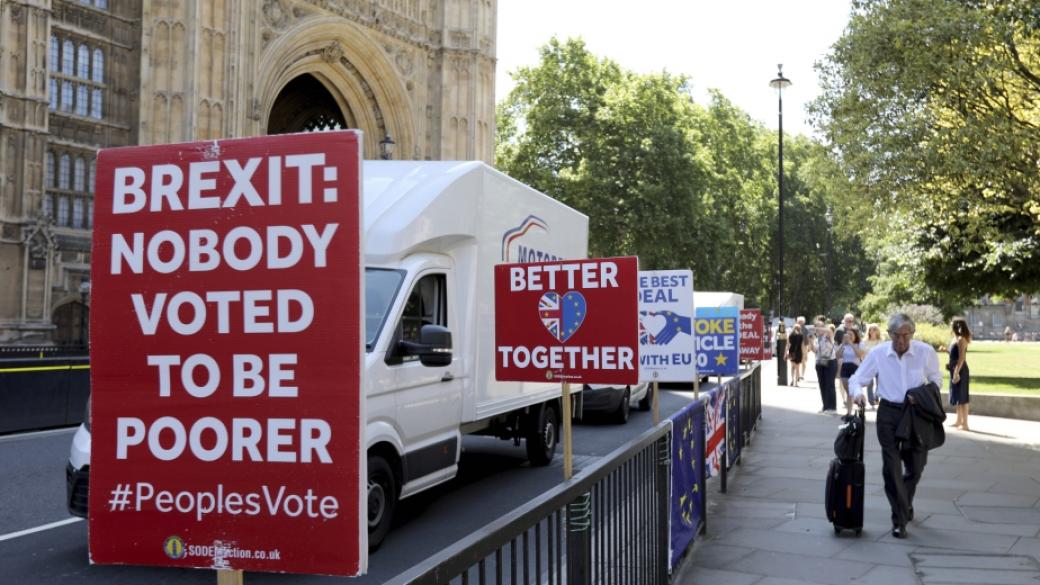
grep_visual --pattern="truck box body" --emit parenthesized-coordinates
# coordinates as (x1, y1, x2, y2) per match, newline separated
(363, 161, 588, 427)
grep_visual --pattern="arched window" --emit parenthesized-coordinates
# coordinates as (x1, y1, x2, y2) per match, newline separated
(92, 49, 104, 83)
(87, 199, 94, 228)
(50, 35, 59, 71)
(74, 158, 85, 191)
(61, 81, 73, 111)
(73, 198, 85, 228)
(88, 161, 95, 193)
(91, 89, 102, 119)
(59, 154, 70, 190)
(62, 40, 74, 75)
(49, 78, 58, 110)
(58, 196, 70, 227)
(45, 152, 55, 187)
(43, 194, 54, 219)
(78, 45, 89, 78)
(76, 84, 88, 116)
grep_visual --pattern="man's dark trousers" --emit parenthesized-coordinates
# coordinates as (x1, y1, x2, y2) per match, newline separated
(876, 401, 928, 527)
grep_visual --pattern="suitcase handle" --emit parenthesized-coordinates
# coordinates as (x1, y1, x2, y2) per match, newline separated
(858, 406, 866, 461)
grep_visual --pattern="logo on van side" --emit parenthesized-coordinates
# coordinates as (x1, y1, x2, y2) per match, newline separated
(501, 215, 561, 263)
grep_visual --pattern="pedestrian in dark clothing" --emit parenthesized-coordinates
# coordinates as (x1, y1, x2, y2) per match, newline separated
(848, 313, 943, 539)
(948, 317, 972, 430)
(786, 324, 805, 387)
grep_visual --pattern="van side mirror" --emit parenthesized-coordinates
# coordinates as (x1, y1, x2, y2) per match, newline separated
(398, 325, 452, 367)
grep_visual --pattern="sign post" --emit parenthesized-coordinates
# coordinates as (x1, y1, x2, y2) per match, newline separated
(495, 257, 639, 481)
(89, 131, 366, 577)
(637, 269, 696, 419)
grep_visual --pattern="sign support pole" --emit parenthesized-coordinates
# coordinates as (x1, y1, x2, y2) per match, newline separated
(694, 375, 700, 400)
(562, 382, 573, 480)
(652, 380, 660, 425)
(217, 570, 243, 585)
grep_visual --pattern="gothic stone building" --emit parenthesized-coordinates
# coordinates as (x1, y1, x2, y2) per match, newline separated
(0, 0, 497, 345)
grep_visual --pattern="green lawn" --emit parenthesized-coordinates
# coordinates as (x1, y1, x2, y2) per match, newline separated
(937, 341, 1040, 396)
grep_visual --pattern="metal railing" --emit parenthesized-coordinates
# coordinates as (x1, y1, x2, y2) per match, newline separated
(388, 423, 671, 585)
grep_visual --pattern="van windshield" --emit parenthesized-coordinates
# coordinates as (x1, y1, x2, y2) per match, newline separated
(366, 268, 405, 350)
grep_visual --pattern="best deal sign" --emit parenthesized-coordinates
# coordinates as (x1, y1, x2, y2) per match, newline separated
(88, 131, 364, 576)
(495, 258, 639, 384)
(637, 269, 696, 382)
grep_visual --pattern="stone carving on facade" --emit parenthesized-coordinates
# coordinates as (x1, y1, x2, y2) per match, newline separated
(450, 31, 470, 49)
(23, 216, 56, 270)
(321, 41, 344, 64)
(263, 0, 294, 30)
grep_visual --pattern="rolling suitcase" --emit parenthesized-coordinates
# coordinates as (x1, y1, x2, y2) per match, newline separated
(826, 408, 865, 535)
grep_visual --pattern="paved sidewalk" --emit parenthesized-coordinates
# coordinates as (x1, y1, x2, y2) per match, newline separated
(674, 358, 1040, 585)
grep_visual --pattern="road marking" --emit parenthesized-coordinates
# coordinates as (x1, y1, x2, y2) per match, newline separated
(0, 364, 90, 373)
(0, 426, 78, 443)
(0, 518, 82, 542)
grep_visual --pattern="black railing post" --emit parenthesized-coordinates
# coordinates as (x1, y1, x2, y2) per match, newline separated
(566, 492, 592, 585)
(655, 434, 670, 584)
(698, 403, 707, 536)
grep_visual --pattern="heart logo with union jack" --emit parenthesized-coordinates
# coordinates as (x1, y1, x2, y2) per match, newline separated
(538, 291, 587, 342)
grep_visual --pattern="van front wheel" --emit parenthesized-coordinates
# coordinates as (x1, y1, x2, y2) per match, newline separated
(368, 454, 397, 550)
(525, 403, 558, 466)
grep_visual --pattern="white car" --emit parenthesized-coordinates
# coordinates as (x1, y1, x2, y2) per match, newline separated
(580, 383, 650, 423)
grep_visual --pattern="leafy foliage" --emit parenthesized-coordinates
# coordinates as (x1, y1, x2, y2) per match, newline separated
(496, 38, 868, 317)
(812, 0, 1040, 304)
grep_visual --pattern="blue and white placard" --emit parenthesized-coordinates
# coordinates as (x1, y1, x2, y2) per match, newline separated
(694, 306, 739, 376)
(638, 270, 696, 382)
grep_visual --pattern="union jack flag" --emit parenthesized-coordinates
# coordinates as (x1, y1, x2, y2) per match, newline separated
(639, 318, 656, 346)
(705, 386, 727, 477)
(540, 292, 562, 341)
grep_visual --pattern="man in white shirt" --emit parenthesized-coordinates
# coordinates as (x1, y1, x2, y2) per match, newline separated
(848, 313, 942, 539)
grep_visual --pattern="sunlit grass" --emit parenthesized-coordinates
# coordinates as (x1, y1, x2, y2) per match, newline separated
(936, 341, 1040, 396)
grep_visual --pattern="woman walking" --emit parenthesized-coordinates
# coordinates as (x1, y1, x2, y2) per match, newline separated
(862, 324, 883, 408)
(838, 327, 866, 415)
(813, 322, 838, 412)
(949, 318, 972, 430)
(786, 323, 805, 387)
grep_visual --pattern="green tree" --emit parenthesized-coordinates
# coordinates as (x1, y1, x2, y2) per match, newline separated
(497, 37, 859, 316)
(812, 0, 1040, 302)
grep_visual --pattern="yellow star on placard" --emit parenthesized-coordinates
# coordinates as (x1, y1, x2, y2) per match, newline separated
(715, 353, 727, 366)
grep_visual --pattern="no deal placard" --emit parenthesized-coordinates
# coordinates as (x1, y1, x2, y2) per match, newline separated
(495, 257, 639, 384)
(88, 132, 365, 576)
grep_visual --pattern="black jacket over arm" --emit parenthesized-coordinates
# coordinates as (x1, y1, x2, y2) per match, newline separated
(895, 382, 947, 450)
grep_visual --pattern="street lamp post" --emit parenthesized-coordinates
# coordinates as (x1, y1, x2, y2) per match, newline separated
(769, 64, 791, 320)
(825, 207, 833, 315)
(770, 65, 791, 386)
(79, 280, 90, 351)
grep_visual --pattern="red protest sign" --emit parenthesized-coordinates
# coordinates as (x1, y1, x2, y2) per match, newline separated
(88, 131, 364, 576)
(739, 309, 767, 361)
(495, 257, 639, 384)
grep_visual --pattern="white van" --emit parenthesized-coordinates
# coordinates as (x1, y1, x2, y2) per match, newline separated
(68, 161, 590, 548)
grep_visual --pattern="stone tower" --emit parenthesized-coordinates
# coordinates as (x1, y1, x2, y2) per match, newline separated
(0, 0, 498, 345)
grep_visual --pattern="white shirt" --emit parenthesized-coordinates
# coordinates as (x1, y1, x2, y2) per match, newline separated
(847, 340, 942, 403)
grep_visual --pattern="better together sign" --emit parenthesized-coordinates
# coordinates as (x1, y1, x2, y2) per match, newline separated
(495, 257, 639, 384)
(89, 132, 365, 576)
